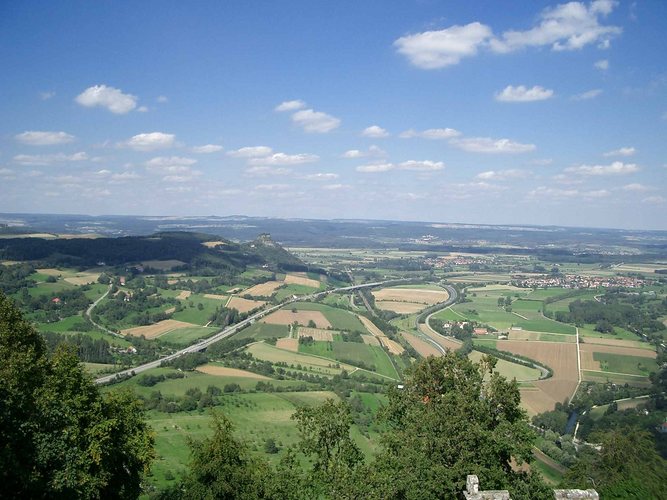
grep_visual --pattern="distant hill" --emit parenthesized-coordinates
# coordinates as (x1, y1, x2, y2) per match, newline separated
(0, 231, 305, 274)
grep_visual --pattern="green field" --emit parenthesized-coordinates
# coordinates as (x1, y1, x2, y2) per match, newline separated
(274, 284, 319, 301)
(247, 342, 352, 376)
(235, 322, 290, 340)
(35, 314, 87, 332)
(171, 295, 226, 325)
(578, 324, 640, 341)
(432, 307, 465, 321)
(513, 319, 576, 335)
(159, 326, 217, 345)
(582, 370, 652, 387)
(468, 350, 541, 382)
(593, 352, 659, 376)
(292, 302, 366, 332)
(299, 341, 398, 379)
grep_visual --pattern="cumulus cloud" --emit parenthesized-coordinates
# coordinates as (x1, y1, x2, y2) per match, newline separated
(110, 171, 141, 182)
(394, 2, 621, 69)
(621, 183, 651, 192)
(490, 1, 622, 53)
(361, 125, 389, 138)
(642, 195, 666, 204)
(192, 144, 224, 154)
(125, 132, 176, 151)
(227, 146, 274, 158)
(13, 152, 88, 166)
(394, 22, 493, 69)
(572, 89, 603, 100)
(356, 162, 395, 173)
(450, 137, 536, 153)
(476, 169, 530, 180)
(356, 160, 444, 173)
(145, 156, 197, 169)
(495, 85, 554, 102)
(565, 161, 639, 175)
(322, 183, 350, 190)
(594, 59, 609, 70)
(15, 131, 75, 146)
(603, 146, 635, 157)
(75, 84, 138, 114)
(39, 91, 55, 100)
(275, 100, 306, 112)
(255, 184, 291, 191)
(244, 166, 292, 177)
(157, 95, 168, 103)
(527, 186, 610, 199)
(342, 145, 386, 158)
(304, 173, 340, 181)
(291, 108, 341, 133)
(399, 128, 461, 139)
(248, 153, 319, 166)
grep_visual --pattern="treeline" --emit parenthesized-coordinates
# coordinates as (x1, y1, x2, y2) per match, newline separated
(41, 331, 114, 363)
(15, 288, 91, 323)
(0, 262, 36, 294)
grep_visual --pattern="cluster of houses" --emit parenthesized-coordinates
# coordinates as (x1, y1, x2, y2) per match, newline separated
(512, 274, 647, 289)
(424, 255, 492, 268)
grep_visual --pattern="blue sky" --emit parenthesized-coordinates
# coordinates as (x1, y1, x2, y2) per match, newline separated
(0, 0, 665, 229)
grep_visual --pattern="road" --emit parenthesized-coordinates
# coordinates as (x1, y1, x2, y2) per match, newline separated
(421, 284, 459, 343)
(85, 284, 124, 338)
(95, 279, 406, 385)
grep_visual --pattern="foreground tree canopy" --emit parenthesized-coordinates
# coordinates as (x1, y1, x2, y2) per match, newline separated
(0, 292, 155, 499)
(164, 354, 551, 499)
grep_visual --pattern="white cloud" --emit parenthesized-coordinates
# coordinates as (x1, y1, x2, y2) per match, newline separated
(227, 146, 274, 158)
(565, 161, 639, 176)
(495, 85, 554, 102)
(476, 169, 530, 180)
(356, 162, 395, 173)
(527, 186, 581, 199)
(603, 146, 635, 157)
(15, 131, 75, 146)
(244, 166, 292, 177)
(394, 22, 493, 69)
(291, 108, 341, 133)
(594, 59, 609, 70)
(157, 95, 168, 103)
(75, 84, 138, 114)
(572, 89, 603, 100)
(145, 157, 199, 179)
(275, 100, 306, 112)
(398, 160, 444, 171)
(642, 195, 666, 204)
(356, 160, 444, 173)
(322, 183, 350, 190)
(399, 128, 461, 139)
(530, 158, 554, 166)
(125, 132, 175, 151)
(450, 137, 536, 153)
(192, 144, 224, 154)
(490, 1, 622, 53)
(248, 153, 319, 166)
(137, 106, 149, 112)
(111, 171, 141, 181)
(621, 183, 651, 192)
(304, 173, 339, 181)
(341, 145, 386, 158)
(13, 152, 88, 166)
(255, 184, 291, 191)
(361, 125, 389, 138)
(39, 91, 55, 100)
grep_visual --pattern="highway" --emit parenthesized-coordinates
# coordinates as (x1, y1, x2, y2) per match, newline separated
(95, 279, 405, 385)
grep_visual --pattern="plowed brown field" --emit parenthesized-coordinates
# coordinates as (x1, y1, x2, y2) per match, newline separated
(262, 310, 332, 329)
(402, 332, 441, 358)
(122, 319, 195, 339)
(227, 297, 266, 313)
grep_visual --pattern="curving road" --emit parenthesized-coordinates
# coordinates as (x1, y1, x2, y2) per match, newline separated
(85, 284, 124, 338)
(95, 279, 407, 385)
(420, 284, 459, 351)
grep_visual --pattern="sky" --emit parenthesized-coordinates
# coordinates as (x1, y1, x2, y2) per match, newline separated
(0, 0, 665, 230)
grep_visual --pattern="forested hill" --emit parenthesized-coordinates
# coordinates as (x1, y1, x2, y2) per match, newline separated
(0, 231, 305, 273)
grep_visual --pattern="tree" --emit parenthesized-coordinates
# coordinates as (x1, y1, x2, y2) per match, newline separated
(0, 292, 154, 499)
(178, 412, 269, 499)
(361, 353, 550, 499)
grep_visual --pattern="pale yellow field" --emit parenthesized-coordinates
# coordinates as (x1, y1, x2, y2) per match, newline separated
(284, 274, 320, 288)
(203, 293, 228, 301)
(227, 297, 266, 313)
(243, 281, 283, 297)
(276, 338, 299, 352)
(262, 310, 332, 329)
(357, 315, 404, 354)
(402, 332, 441, 358)
(361, 334, 381, 346)
(372, 287, 449, 305)
(418, 322, 462, 351)
(122, 319, 196, 339)
(141, 259, 186, 271)
(297, 327, 335, 341)
(580, 336, 654, 350)
(196, 364, 271, 379)
(201, 241, 227, 248)
(579, 343, 656, 359)
(37, 268, 64, 276)
(165, 307, 176, 314)
(176, 290, 191, 300)
(375, 301, 425, 314)
(508, 331, 576, 342)
(64, 272, 100, 285)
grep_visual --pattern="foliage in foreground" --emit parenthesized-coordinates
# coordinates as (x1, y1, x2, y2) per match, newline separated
(0, 292, 155, 499)
(160, 354, 551, 499)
